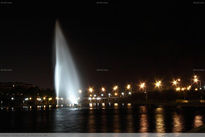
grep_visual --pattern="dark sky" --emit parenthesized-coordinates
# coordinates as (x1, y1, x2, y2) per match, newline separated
(0, 0, 205, 88)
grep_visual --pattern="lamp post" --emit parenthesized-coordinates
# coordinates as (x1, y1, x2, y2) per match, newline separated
(155, 80, 162, 89)
(139, 82, 147, 103)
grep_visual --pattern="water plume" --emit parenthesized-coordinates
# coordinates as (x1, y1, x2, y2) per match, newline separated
(54, 20, 81, 105)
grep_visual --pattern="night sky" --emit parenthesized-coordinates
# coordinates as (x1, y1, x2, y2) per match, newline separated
(0, 0, 205, 89)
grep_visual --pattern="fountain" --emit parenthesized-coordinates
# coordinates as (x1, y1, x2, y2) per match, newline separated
(54, 20, 81, 105)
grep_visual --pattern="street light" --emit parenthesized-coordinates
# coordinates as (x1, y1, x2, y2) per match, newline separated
(139, 82, 146, 90)
(101, 87, 105, 92)
(89, 87, 93, 93)
(193, 78, 199, 83)
(172, 80, 178, 86)
(181, 87, 185, 91)
(139, 82, 147, 103)
(108, 93, 111, 97)
(155, 80, 162, 88)
(113, 85, 118, 91)
(114, 92, 118, 96)
(187, 85, 191, 90)
(126, 84, 131, 90)
(78, 89, 82, 94)
(176, 87, 180, 91)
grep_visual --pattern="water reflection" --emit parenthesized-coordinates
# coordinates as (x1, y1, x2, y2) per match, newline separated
(101, 110, 107, 132)
(88, 110, 96, 132)
(140, 114, 148, 132)
(1, 106, 205, 132)
(194, 115, 203, 128)
(155, 107, 165, 133)
(172, 112, 183, 132)
(113, 110, 120, 132)
(126, 109, 134, 132)
(139, 106, 148, 132)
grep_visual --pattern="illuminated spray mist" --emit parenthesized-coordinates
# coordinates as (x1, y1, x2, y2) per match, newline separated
(54, 20, 81, 105)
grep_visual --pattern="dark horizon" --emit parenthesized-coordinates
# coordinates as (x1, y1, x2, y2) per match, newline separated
(0, 0, 205, 88)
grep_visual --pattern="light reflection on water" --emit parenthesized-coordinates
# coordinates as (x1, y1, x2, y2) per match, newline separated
(155, 107, 165, 133)
(155, 114, 165, 132)
(172, 112, 183, 132)
(194, 115, 203, 128)
(126, 109, 134, 132)
(88, 110, 96, 132)
(113, 110, 120, 132)
(139, 106, 148, 133)
(0, 106, 204, 132)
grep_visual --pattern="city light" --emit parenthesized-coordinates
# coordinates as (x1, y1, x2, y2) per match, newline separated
(193, 77, 199, 83)
(181, 87, 185, 91)
(139, 82, 146, 89)
(126, 84, 131, 90)
(176, 87, 180, 91)
(113, 85, 118, 91)
(172, 80, 178, 86)
(37, 98, 41, 101)
(4, 74, 205, 110)
(101, 87, 105, 92)
(89, 103, 93, 107)
(155, 80, 162, 88)
(108, 93, 111, 97)
(187, 85, 191, 90)
(89, 87, 93, 93)
(114, 103, 118, 107)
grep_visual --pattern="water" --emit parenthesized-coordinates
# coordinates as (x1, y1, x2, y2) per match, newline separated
(0, 106, 205, 132)
(54, 20, 81, 104)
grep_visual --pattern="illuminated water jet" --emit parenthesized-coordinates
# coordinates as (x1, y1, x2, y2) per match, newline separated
(54, 20, 81, 105)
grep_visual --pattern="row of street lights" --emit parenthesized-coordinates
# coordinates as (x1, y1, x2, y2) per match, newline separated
(85, 75, 202, 95)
